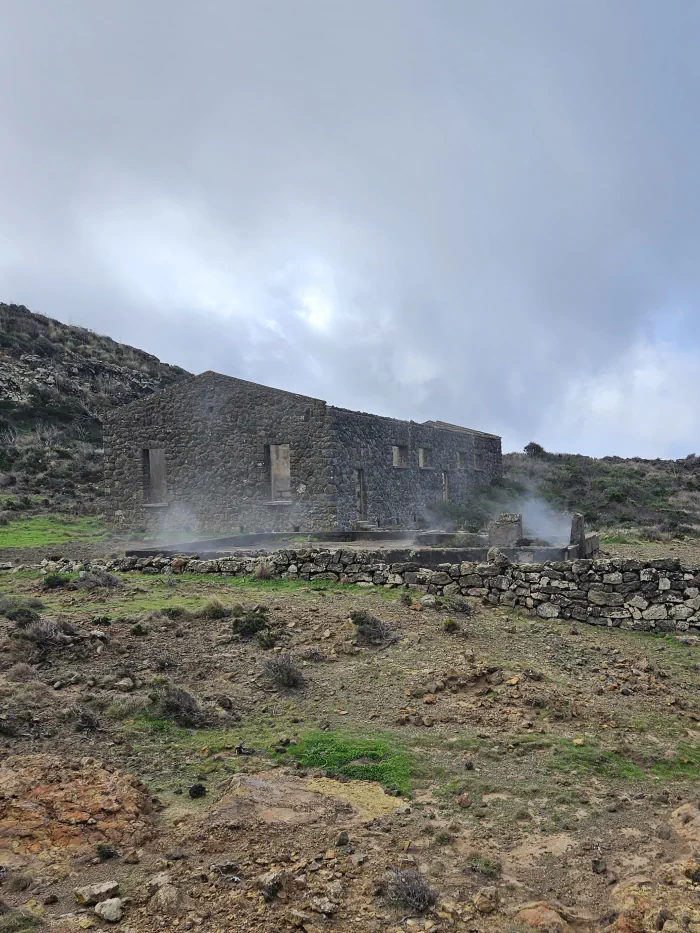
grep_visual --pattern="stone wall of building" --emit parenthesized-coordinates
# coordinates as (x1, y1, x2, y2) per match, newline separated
(103, 373, 337, 535)
(330, 408, 502, 528)
(38, 549, 700, 634)
(103, 371, 503, 535)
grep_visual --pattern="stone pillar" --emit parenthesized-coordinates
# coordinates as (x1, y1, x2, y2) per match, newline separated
(488, 513, 523, 548)
(569, 512, 585, 548)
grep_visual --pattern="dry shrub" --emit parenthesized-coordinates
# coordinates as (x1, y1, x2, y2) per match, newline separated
(350, 609, 391, 645)
(152, 684, 207, 727)
(14, 618, 76, 650)
(106, 695, 149, 720)
(253, 559, 275, 580)
(5, 662, 36, 683)
(388, 868, 437, 912)
(195, 599, 229, 620)
(75, 569, 122, 590)
(0, 596, 44, 627)
(262, 655, 304, 689)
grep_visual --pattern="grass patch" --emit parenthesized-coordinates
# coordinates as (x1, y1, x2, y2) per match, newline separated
(649, 743, 700, 780)
(548, 740, 644, 779)
(0, 514, 107, 548)
(600, 533, 641, 546)
(286, 730, 414, 794)
(0, 911, 44, 932)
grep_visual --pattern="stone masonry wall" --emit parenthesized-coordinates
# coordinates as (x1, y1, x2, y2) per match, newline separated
(330, 408, 502, 529)
(103, 371, 503, 535)
(103, 373, 337, 535)
(38, 549, 700, 634)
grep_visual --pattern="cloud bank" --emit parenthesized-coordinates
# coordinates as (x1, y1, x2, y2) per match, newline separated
(2, 0, 700, 457)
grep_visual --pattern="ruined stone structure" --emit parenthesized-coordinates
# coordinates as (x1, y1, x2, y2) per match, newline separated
(103, 372, 502, 534)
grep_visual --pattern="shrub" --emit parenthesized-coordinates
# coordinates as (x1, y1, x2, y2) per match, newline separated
(232, 608, 269, 638)
(196, 599, 229, 620)
(350, 609, 391, 645)
(262, 655, 304, 689)
(154, 654, 177, 672)
(466, 853, 502, 879)
(71, 705, 99, 732)
(443, 617, 460, 634)
(0, 596, 43, 628)
(388, 868, 436, 912)
(130, 622, 148, 637)
(14, 618, 76, 650)
(161, 606, 192, 620)
(438, 594, 471, 615)
(398, 591, 413, 607)
(301, 646, 325, 662)
(6, 663, 37, 682)
(96, 843, 117, 861)
(42, 572, 71, 590)
(75, 569, 121, 590)
(152, 684, 206, 727)
(105, 695, 148, 720)
(253, 559, 274, 580)
(257, 629, 278, 649)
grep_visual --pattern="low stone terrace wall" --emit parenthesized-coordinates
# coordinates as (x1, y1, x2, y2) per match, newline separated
(26, 548, 700, 633)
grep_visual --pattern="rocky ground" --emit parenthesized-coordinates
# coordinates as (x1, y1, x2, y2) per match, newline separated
(2, 551, 700, 933)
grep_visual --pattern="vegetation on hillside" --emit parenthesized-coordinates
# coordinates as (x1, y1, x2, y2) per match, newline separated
(504, 445, 700, 536)
(0, 303, 190, 523)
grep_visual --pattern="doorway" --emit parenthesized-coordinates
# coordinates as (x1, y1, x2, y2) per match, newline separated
(355, 468, 367, 519)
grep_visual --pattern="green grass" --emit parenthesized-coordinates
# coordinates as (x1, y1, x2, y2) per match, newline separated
(0, 514, 108, 548)
(0, 911, 44, 932)
(649, 743, 700, 780)
(600, 533, 641, 546)
(548, 740, 644, 779)
(285, 730, 414, 794)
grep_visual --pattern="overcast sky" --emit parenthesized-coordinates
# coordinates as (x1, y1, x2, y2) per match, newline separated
(2, 0, 700, 458)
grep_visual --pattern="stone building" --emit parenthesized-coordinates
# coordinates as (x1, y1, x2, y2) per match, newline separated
(103, 371, 502, 534)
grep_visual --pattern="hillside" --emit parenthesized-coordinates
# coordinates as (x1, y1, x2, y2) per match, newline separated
(503, 447, 700, 541)
(2, 302, 700, 546)
(0, 303, 190, 519)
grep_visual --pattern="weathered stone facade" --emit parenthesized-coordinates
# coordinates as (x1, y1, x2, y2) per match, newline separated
(103, 372, 502, 534)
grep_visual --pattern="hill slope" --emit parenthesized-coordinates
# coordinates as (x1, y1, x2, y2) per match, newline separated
(0, 303, 190, 517)
(2, 303, 700, 543)
(503, 448, 700, 540)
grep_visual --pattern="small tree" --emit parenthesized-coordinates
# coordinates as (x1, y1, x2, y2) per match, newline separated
(524, 441, 546, 458)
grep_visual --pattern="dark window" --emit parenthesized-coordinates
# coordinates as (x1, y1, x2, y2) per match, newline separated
(473, 445, 487, 471)
(142, 448, 167, 504)
(457, 451, 468, 469)
(418, 447, 433, 469)
(392, 445, 409, 468)
(303, 408, 311, 422)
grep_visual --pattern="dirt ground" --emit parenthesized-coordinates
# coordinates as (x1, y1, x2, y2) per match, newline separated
(2, 550, 700, 932)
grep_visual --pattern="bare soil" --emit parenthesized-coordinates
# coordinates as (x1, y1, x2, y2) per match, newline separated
(2, 558, 700, 932)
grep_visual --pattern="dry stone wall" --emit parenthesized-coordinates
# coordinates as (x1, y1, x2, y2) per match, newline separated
(32, 549, 700, 634)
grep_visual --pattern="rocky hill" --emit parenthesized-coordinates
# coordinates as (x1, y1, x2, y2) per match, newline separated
(503, 447, 700, 541)
(0, 303, 190, 517)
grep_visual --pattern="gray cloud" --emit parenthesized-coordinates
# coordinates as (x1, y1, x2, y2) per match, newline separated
(2, 0, 700, 456)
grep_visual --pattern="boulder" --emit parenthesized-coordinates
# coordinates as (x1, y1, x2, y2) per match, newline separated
(94, 898, 123, 922)
(75, 881, 120, 906)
